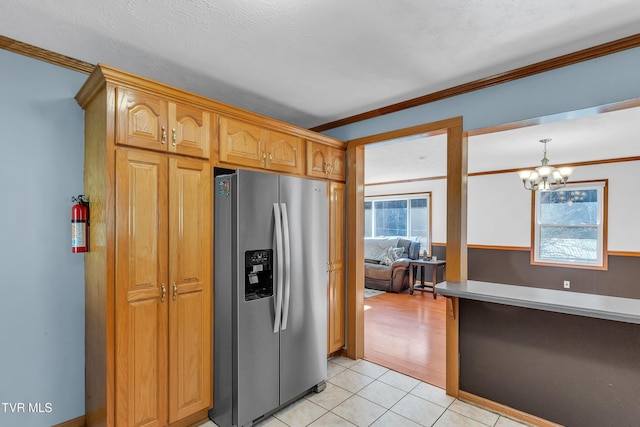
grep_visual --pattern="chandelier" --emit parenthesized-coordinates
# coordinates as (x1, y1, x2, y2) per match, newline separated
(517, 139, 574, 191)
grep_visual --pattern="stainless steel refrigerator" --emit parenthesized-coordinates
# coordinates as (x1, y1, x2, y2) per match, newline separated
(209, 169, 328, 427)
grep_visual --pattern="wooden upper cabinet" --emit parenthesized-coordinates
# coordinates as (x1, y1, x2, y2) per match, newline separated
(219, 116, 265, 168)
(307, 141, 346, 181)
(219, 116, 303, 174)
(117, 87, 210, 158)
(265, 130, 303, 174)
(117, 87, 169, 151)
(168, 102, 211, 159)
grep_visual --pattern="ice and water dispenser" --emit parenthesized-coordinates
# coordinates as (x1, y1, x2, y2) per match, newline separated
(244, 249, 273, 301)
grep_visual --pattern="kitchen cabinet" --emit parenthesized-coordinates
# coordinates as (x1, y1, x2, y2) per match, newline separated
(307, 141, 346, 181)
(328, 182, 346, 354)
(78, 65, 212, 427)
(219, 116, 303, 174)
(117, 87, 211, 159)
(77, 63, 345, 426)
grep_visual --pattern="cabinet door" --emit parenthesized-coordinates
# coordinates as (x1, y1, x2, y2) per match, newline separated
(328, 182, 346, 354)
(168, 157, 212, 423)
(117, 87, 169, 151)
(115, 149, 169, 427)
(219, 116, 265, 168)
(307, 141, 328, 179)
(168, 103, 211, 159)
(327, 147, 346, 181)
(307, 141, 346, 181)
(265, 130, 303, 174)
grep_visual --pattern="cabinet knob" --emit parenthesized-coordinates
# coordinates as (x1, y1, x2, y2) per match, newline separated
(161, 127, 167, 144)
(172, 128, 176, 146)
(161, 283, 166, 302)
(173, 282, 178, 300)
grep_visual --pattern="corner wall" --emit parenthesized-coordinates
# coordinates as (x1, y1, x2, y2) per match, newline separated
(0, 49, 86, 426)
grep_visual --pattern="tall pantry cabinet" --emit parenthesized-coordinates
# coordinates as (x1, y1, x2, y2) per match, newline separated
(77, 65, 212, 427)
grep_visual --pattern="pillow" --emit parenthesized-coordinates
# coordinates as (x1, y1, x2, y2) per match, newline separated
(379, 247, 404, 266)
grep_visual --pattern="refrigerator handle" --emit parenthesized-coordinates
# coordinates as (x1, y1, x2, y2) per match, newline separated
(280, 203, 291, 330)
(273, 203, 284, 334)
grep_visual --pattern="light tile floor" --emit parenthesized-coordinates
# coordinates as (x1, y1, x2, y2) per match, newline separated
(199, 356, 529, 427)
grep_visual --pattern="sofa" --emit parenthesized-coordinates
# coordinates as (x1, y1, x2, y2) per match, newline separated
(364, 237, 421, 292)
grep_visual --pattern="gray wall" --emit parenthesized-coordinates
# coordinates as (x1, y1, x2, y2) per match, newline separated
(0, 49, 86, 426)
(323, 46, 640, 138)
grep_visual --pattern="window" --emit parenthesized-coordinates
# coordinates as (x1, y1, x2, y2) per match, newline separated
(532, 180, 607, 269)
(364, 194, 431, 254)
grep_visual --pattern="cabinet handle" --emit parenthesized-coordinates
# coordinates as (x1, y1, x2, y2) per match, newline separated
(173, 282, 177, 300)
(161, 283, 166, 302)
(324, 162, 334, 176)
(262, 151, 267, 164)
(161, 127, 167, 144)
(172, 128, 176, 146)
(269, 153, 273, 164)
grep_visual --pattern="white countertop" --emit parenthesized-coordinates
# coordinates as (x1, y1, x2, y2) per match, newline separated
(435, 280, 640, 324)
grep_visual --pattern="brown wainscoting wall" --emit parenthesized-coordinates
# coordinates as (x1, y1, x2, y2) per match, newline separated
(459, 298, 640, 427)
(465, 247, 640, 299)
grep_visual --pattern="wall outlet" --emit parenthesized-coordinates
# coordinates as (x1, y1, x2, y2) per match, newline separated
(564, 280, 571, 289)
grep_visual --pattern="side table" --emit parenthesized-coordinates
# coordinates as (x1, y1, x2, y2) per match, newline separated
(409, 259, 446, 298)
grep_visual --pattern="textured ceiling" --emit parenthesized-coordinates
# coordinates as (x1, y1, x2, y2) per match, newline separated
(1, 1, 640, 129)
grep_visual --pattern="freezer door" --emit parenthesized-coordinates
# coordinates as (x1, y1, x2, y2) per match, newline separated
(235, 170, 281, 427)
(278, 176, 328, 404)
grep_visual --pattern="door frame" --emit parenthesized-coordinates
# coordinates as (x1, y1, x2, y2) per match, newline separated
(344, 116, 467, 397)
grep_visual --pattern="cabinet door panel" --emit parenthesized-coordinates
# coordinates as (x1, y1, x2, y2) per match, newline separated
(219, 117, 265, 168)
(168, 157, 212, 422)
(169, 103, 210, 159)
(307, 141, 328, 178)
(115, 149, 168, 427)
(117, 88, 169, 152)
(266, 131, 303, 174)
(328, 182, 346, 353)
(327, 147, 346, 181)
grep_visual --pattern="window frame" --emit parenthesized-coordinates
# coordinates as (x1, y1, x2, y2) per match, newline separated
(531, 179, 608, 270)
(364, 192, 432, 256)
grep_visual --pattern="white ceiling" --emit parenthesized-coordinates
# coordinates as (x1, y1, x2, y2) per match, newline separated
(2, 1, 640, 129)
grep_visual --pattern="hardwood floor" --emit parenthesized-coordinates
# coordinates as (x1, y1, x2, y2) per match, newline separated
(363, 290, 446, 389)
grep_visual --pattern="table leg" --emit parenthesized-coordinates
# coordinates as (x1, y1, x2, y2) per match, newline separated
(432, 265, 437, 299)
(409, 264, 414, 295)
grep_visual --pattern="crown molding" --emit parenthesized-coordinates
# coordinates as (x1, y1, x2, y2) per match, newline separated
(0, 35, 94, 74)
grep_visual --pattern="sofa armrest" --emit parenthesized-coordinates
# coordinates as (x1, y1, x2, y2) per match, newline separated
(390, 258, 411, 269)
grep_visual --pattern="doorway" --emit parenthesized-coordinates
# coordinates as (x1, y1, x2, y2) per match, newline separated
(345, 117, 467, 397)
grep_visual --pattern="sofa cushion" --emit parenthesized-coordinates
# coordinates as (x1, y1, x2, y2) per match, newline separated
(380, 247, 404, 265)
(364, 237, 400, 261)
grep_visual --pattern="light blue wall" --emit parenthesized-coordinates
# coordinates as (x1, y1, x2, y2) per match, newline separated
(0, 49, 86, 426)
(323, 47, 640, 140)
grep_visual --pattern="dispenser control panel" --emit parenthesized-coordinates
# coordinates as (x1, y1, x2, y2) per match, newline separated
(244, 249, 273, 301)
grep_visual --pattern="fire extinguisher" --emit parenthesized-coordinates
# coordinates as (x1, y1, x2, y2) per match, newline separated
(71, 195, 89, 253)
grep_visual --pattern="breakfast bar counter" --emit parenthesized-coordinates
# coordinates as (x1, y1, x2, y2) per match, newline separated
(435, 280, 640, 427)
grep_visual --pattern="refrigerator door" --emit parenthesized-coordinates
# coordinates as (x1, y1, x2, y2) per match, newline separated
(278, 175, 328, 404)
(235, 170, 281, 427)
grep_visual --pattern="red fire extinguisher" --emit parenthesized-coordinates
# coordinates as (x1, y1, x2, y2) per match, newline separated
(71, 195, 89, 253)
